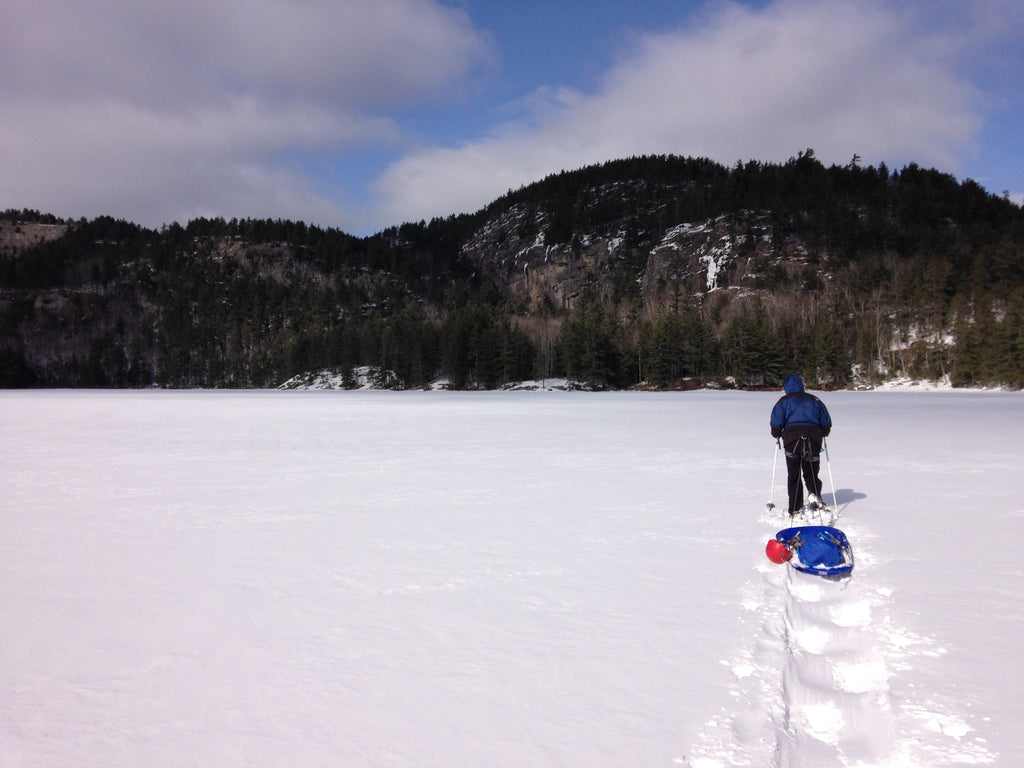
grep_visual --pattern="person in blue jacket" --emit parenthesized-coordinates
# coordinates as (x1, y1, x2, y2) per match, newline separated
(770, 374, 832, 515)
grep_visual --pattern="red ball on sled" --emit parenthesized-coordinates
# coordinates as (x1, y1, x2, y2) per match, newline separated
(766, 539, 792, 564)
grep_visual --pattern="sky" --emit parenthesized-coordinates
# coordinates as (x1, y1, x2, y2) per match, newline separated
(2, 0, 1022, 236)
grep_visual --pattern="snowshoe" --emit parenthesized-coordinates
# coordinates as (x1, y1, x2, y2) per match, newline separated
(761, 501, 835, 526)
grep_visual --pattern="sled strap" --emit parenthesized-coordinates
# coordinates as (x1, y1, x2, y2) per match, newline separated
(779, 533, 803, 549)
(816, 530, 843, 547)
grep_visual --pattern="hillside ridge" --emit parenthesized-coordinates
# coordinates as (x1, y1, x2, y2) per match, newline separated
(2, 153, 1022, 389)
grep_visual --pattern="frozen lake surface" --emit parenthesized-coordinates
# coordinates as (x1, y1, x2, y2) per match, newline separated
(2, 390, 1021, 767)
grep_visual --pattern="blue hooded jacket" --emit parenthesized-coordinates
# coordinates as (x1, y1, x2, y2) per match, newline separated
(770, 375, 832, 438)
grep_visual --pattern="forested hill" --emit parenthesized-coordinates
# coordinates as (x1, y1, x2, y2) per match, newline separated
(2, 152, 1022, 389)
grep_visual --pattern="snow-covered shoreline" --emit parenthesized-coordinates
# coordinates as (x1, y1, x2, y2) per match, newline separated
(278, 366, 1020, 393)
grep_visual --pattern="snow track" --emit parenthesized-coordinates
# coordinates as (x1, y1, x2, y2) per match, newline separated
(687, 523, 996, 768)
(775, 567, 894, 766)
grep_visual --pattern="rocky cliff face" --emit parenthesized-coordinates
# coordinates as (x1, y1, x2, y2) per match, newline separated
(459, 198, 811, 317)
(0, 221, 68, 254)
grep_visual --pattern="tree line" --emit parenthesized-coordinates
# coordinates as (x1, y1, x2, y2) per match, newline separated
(1, 151, 1022, 389)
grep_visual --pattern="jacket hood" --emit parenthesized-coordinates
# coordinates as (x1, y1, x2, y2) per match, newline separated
(784, 374, 805, 394)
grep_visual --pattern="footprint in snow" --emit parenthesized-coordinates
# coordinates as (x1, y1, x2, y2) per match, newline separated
(686, 546, 998, 768)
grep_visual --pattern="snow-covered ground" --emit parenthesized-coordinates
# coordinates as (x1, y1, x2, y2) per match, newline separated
(1, 389, 1021, 767)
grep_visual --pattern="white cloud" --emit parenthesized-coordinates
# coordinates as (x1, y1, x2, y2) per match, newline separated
(372, 0, 982, 226)
(1, 0, 1005, 233)
(1, 96, 391, 227)
(0, 0, 489, 227)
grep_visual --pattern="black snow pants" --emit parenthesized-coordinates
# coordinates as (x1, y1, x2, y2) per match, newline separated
(783, 428, 824, 514)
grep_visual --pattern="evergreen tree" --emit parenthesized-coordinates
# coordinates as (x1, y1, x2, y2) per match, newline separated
(558, 300, 622, 387)
(720, 305, 784, 386)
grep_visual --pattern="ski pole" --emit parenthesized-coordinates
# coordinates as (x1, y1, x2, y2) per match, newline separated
(823, 438, 838, 518)
(766, 439, 780, 512)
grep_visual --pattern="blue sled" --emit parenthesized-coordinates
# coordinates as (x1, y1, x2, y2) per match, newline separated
(775, 525, 854, 577)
